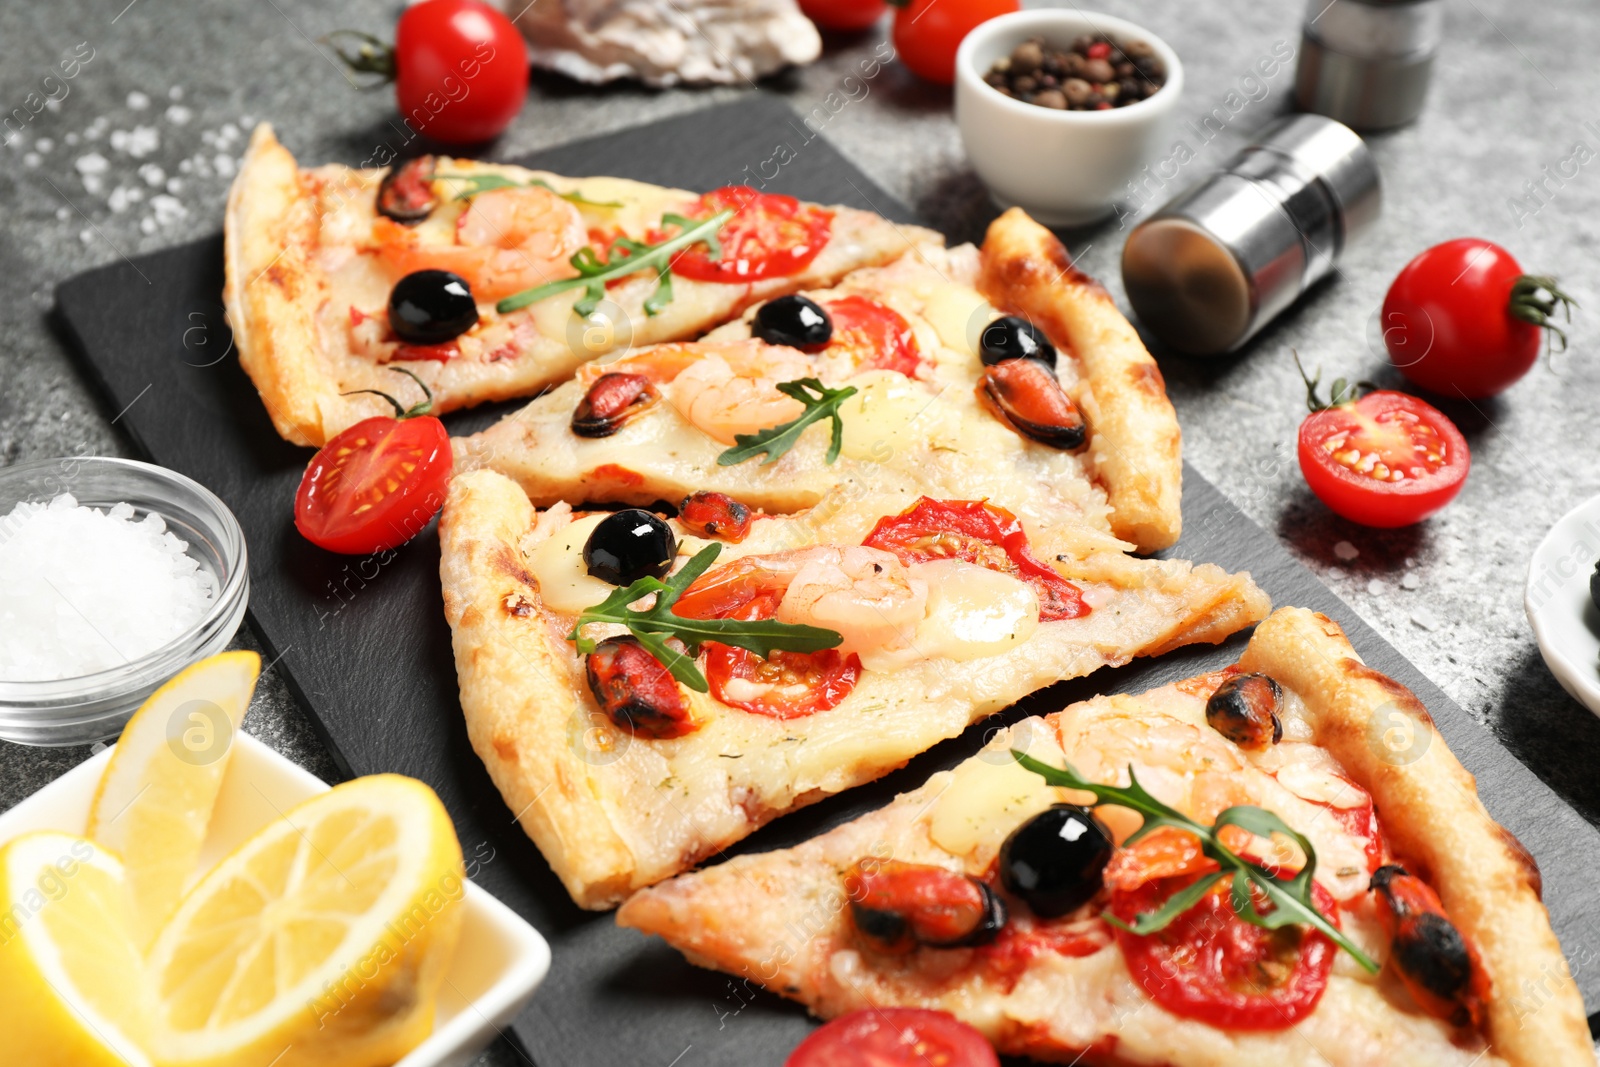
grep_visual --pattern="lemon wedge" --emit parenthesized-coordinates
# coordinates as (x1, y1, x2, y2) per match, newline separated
(89, 650, 261, 950)
(147, 774, 466, 1067)
(0, 831, 153, 1067)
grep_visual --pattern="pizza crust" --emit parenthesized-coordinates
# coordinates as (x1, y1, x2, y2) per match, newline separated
(978, 208, 1182, 553)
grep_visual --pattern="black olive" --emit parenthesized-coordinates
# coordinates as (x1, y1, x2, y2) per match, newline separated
(583, 510, 676, 586)
(388, 270, 478, 346)
(999, 804, 1113, 918)
(979, 315, 1056, 368)
(752, 295, 832, 351)
(1205, 673, 1283, 748)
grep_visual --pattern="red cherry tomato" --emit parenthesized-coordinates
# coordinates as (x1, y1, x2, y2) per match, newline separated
(668, 187, 834, 284)
(1381, 238, 1575, 399)
(673, 575, 861, 719)
(294, 415, 452, 555)
(1297, 390, 1469, 528)
(785, 1008, 999, 1067)
(1110, 874, 1338, 1031)
(826, 295, 925, 377)
(799, 0, 888, 31)
(861, 497, 1087, 621)
(394, 0, 528, 144)
(892, 0, 1020, 85)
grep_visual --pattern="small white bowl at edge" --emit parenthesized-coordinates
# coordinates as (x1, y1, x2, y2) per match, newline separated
(1525, 492, 1600, 718)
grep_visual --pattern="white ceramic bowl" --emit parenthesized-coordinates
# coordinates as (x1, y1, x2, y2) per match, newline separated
(1526, 493, 1600, 718)
(0, 734, 549, 1067)
(955, 9, 1184, 226)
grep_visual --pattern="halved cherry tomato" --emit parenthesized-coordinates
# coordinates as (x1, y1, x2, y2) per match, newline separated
(826, 295, 924, 377)
(892, 0, 1020, 85)
(294, 414, 452, 555)
(1382, 238, 1575, 398)
(799, 0, 888, 31)
(785, 1008, 999, 1067)
(1110, 873, 1338, 1030)
(1298, 390, 1469, 528)
(861, 497, 1087, 621)
(674, 578, 861, 718)
(667, 186, 833, 284)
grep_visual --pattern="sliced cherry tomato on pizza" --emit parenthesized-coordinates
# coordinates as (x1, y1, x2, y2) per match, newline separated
(1110, 873, 1338, 1030)
(861, 497, 1087, 621)
(785, 1007, 999, 1067)
(1324, 796, 1385, 875)
(294, 408, 452, 556)
(1296, 381, 1469, 528)
(826, 294, 924, 377)
(667, 186, 833, 284)
(891, 0, 1020, 85)
(673, 571, 862, 718)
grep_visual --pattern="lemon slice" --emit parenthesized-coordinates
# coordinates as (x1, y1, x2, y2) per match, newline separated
(147, 774, 466, 1067)
(0, 831, 153, 1067)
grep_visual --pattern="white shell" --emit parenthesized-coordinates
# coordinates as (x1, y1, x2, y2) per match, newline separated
(513, 0, 822, 87)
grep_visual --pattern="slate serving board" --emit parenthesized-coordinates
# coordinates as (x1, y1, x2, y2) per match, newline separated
(54, 96, 1600, 1063)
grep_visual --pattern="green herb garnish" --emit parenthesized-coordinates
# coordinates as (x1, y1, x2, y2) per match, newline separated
(568, 543, 841, 692)
(434, 171, 623, 209)
(1012, 752, 1379, 973)
(495, 209, 734, 318)
(716, 379, 858, 468)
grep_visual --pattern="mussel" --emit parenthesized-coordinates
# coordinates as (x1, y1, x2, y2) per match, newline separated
(572, 372, 659, 438)
(979, 357, 1087, 451)
(1371, 865, 1486, 1029)
(376, 155, 438, 224)
(1205, 672, 1284, 748)
(584, 636, 695, 740)
(844, 859, 1007, 954)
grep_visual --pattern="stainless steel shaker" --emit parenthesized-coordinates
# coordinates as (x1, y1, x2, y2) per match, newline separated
(1295, 0, 1444, 131)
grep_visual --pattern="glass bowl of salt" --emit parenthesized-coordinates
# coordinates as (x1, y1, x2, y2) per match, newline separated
(0, 456, 249, 746)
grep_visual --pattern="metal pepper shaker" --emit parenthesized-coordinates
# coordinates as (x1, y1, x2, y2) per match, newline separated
(1120, 114, 1380, 356)
(1294, 0, 1443, 131)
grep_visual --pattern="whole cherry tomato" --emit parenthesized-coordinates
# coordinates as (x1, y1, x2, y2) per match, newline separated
(1293, 357, 1469, 528)
(294, 374, 452, 555)
(891, 0, 1020, 85)
(799, 0, 888, 31)
(329, 0, 529, 144)
(785, 1008, 999, 1067)
(1381, 238, 1575, 398)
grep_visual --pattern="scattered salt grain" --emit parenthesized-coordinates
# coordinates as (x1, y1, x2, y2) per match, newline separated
(55, 206, 70, 221)
(1333, 540, 1359, 561)
(64, 132, 79, 145)
(138, 162, 165, 187)
(79, 228, 95, 245)
(150, 194, 187, 226)
(23, 152, 40, 168)
(166, 104, 192, 126)
(168, 85, 184, 101)
(1366, 578, 1386, 596)
(0, 494, 217, 681)
(1411, 609, 1441, 632)
(127, 90, 150, 110)
(110, 125, 160, 158)
(214, 153, 236, 177)
(1400, 572, 1420, 591)
(35, 137, 53, 154)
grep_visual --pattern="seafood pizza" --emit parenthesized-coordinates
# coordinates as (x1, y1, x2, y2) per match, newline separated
(458, 209, 1183, 553)
(225, 125, 935, 446)
(620, 607, 1590, 1067)
(439, 469, 1267, 908)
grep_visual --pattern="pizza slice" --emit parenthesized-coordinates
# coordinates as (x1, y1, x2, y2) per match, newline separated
(618, 607, 1589, 1067)
(439, 468, 1267, 909)
(456, 209, 1182, 553)
(225, 125, 938, 446)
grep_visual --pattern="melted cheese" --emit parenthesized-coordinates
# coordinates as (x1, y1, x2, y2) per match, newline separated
(525, 513, 617, 613)
(836, 371, 933, 462)
(908, 560, 1039, 662)
(919, 282, 996, 359)
(929, 719, 1070, 860)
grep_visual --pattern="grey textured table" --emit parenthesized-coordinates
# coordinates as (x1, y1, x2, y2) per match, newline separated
(3, 1, 1598, 1063)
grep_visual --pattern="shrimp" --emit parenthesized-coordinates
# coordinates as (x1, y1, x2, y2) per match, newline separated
(774, 546, 928, 660)
(665, 342, 815, 445)
(376, 185, 587, 302)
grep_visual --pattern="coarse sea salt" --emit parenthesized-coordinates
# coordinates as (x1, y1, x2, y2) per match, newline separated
(0, 494, 216, 681)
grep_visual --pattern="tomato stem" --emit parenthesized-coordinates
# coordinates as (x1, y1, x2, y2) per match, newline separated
(1291, 350, 1376, 413)
(1508, 274, 1577, 359)
(340, 367, 435, 419)
(321, 30, 396, 85)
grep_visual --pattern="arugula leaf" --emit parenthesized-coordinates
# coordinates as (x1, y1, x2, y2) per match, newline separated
(568, 543, 842, 692)
(496, 208, 734, 318)
(716, 379, 859, 468)
(1012, 752, 1380, 973)
(434, 171, 623, 208)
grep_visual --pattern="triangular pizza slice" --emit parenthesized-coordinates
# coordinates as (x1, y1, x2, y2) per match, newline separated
(439, 468, 1267, 908)
(618, 607, 1588, 1067)
(456, 209, 1182, 553)
(225, 125, 937, 446)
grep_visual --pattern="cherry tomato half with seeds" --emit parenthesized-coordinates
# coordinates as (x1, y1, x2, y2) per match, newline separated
(1382, 238, 1576, 399)
(826, 295, 924, 377)
(785, 1007, 999, 1067)
(294, 414, 452, 555)
(799, 0, 888, 31)
(1297, 390, 1469, 528)
(892, 0, 1020, 85)
(667, 186, 834, 284)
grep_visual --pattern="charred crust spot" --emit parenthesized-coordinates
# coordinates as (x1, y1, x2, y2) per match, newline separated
(489, 545, 538, 590)
(1128, 361, 1166, 397)
(1495, 825, 1543, 899)
(503, 594, 537, 618)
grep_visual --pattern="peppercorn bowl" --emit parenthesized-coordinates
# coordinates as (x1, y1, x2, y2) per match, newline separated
(955, 9, 1184, 226)
(0, 457, 250, 746)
